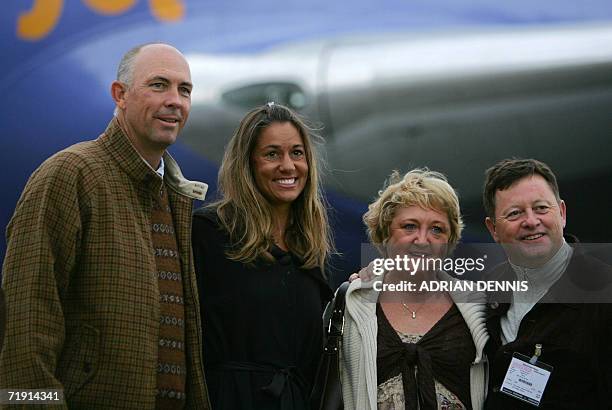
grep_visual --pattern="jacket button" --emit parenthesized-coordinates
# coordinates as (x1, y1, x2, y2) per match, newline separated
(83, 362, 92, 374)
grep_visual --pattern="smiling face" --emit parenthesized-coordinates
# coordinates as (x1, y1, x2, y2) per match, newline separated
(112, 44, 192, 166)
(485, 175, 567, 268)
(386, 205, 451, 261)
(251, 122, 308, 211)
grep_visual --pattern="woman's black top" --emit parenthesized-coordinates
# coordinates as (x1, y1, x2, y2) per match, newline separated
(377, 303, 475, 410)
(192, 207, 333, 410)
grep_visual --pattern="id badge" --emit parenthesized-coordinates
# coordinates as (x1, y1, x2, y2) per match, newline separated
(500, 352, 553, 407)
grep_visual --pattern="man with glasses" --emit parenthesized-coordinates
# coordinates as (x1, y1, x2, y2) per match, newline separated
(482, 158, 612, 409)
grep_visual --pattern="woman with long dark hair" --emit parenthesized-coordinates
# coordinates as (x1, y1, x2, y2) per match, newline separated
(192, 103, 334, 409)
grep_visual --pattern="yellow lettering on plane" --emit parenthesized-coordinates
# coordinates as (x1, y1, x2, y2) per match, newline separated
(149, 0, 185, 22)
(16, 0, 186, 42)
(17, 0, 64, 41)
(84, 0, 137, 15)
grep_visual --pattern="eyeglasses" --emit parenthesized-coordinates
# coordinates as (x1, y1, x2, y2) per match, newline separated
(497, 204, 555, 222)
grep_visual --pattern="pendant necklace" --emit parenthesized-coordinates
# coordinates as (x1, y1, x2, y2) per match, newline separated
(401, 302, 423, 319)
(401, 293, 442, 319)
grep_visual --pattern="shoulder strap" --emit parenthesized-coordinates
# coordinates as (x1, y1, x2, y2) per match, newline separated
(311, 281, 350, 410)
(324, 281, 350, 352)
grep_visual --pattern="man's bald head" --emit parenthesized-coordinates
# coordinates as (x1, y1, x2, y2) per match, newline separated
(116, 42, 187, 87)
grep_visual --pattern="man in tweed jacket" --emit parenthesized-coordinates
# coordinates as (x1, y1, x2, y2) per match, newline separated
(0, 43, 210, 409)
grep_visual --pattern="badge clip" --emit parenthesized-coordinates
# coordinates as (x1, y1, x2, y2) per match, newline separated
(529, 343, 542, 365)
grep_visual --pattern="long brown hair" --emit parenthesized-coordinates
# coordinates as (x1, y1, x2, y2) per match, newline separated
(212, 103, 333, 271)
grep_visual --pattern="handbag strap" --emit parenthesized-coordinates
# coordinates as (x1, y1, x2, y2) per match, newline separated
(324, 281, 350, 354)
(310, 281, 350, 410)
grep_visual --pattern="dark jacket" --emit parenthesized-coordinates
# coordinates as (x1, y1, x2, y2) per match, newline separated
(192, 207, 333, 410)
(485, 242, 612, 409)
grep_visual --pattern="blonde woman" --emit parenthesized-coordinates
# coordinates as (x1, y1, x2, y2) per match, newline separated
(342, 169, 489, 410)
(192, 103, 333, 410)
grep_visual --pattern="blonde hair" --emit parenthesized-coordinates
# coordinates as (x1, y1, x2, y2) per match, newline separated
(212, 103, 333, 271)
(364, 169, 464, 251)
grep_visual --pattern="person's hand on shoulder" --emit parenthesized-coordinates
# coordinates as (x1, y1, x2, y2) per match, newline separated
(348, 260, 383, 283)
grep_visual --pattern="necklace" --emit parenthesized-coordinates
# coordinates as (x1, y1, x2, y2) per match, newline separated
(401, 302, 423, 319)
(400, 292, 445, 319)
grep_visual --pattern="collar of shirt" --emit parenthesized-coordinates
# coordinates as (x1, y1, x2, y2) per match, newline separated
(500, 240, 573, 344)
(156, 157, 165, 178)
(509, 239, 573, 290)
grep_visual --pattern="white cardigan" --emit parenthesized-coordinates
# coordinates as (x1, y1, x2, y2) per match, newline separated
(340, 272, 489, 410)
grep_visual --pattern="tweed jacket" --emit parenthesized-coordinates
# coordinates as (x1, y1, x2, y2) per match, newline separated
(341, 271, 489, 410)
(0, 119, 210, 409)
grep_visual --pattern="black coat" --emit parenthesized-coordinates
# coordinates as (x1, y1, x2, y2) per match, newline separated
(192, 207, 333, 410)
(485, 243, 612, 410)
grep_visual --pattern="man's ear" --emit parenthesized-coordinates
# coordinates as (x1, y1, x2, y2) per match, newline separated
(485, 216, 499, 243)
(559, 199, 567, 229)
(111, 81, 128, 111)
